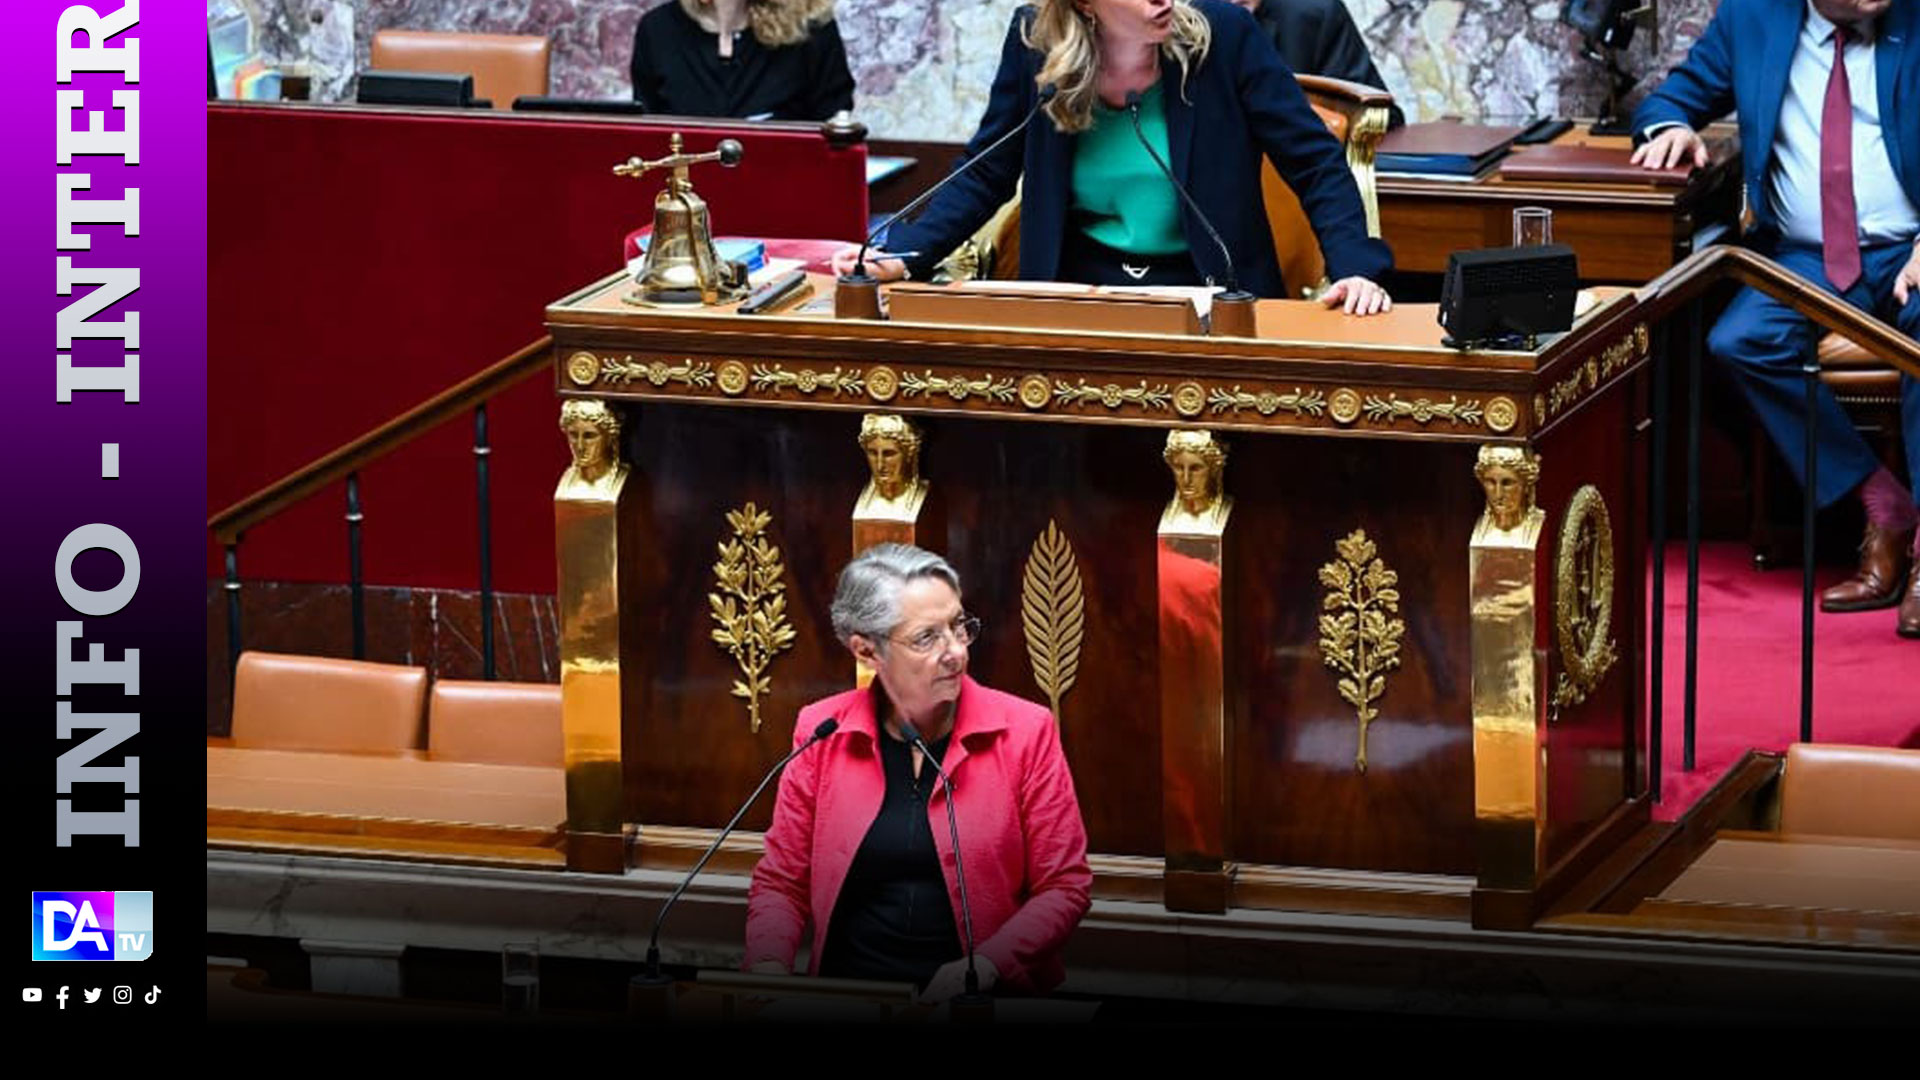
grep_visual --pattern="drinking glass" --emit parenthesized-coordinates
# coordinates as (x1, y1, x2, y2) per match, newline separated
(1512, 206, 1553, 247)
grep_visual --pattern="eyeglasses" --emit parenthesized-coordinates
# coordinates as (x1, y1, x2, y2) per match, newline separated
(888, 614, 982, 655)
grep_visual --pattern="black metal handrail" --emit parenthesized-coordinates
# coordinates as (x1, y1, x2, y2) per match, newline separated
(209, 335, 554, 681)
(1638, 245, 1917, 799)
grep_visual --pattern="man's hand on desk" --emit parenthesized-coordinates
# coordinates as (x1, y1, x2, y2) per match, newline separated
(1894, 241, 1920, 305)
(1321, 276, 1392, 316)
(1630, 126, 1709, 170)
(829, 245, 909, 281)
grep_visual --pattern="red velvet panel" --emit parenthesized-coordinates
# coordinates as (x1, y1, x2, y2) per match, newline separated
(208, 102, 868, 593)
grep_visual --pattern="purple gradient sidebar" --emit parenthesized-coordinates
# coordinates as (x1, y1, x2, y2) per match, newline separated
(1, 4, 203, 1016)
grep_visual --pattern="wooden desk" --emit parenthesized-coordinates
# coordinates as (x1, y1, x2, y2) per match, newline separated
(1379, 128, 1742, 283)
(546, 270, 1657, 927)
(1657, 831, 1920, 914)
(207, 744, 566, 866)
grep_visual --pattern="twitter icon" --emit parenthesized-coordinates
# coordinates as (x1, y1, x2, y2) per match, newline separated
(82, 988, 102, 1004)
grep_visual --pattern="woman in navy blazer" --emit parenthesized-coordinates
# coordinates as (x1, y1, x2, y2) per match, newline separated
(831, 0, 1395, 311)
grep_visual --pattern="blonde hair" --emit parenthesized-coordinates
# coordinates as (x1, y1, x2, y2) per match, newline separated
(1026, 0, 1212, 133)
(677, 0, 835, 50)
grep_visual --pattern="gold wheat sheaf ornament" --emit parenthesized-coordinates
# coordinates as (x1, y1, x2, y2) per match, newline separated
(1020, 519, 1086, 723)
(1316, 528, 1406, 773)
(708, 502, 797, 733)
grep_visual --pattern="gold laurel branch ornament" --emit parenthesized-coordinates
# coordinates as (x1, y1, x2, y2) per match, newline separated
(1316, 529, 1406, 773)
(708, 502, 798, 732)
(1020, 519, 1086, 724)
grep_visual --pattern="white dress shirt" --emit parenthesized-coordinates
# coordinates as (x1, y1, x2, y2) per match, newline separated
(1766, 1, 1919, 246)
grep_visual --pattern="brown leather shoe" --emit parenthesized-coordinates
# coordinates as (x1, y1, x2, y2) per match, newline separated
(1819, 524, 1914, 612)
(1899, 567, 1920, 639)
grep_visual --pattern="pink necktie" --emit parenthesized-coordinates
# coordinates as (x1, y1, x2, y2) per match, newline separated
(1821, 25, 1861, 291)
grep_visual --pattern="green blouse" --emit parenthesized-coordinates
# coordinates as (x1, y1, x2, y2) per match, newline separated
(1069, 82, 1187, 256)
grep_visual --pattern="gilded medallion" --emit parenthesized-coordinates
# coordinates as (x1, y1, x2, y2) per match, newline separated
(1018, 374, 1052, 411)
(566, 351, 600, 387)
(1173, 381, 1206, 418)
(1485, 396, 1519, 434)
(1328, 387, 1362, 425)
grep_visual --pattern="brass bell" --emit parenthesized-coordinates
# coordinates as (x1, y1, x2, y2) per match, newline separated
(614, 134, 749, 306)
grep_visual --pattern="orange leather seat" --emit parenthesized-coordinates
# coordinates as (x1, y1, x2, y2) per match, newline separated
(368, 30, 550, 110)
(1779, 743, 1920, 841)
(230, 651, 428, 754)
(426, 679, 563, 767)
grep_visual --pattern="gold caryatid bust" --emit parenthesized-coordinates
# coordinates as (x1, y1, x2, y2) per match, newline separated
(1473, 445, 1542, 535)
(854, 413, 928, 521)
(1159, 429, 1232, 535)
(558, 399, 628, 498)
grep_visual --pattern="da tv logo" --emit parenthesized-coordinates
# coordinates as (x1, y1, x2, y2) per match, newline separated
(31, 892, 152, 961)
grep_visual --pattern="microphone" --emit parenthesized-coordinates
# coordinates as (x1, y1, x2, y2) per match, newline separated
(897, 717, 988, 1012)
(636, 716, 840, 991)
(850, 83, 1059, 280)
(1123, 90, 1248, 299)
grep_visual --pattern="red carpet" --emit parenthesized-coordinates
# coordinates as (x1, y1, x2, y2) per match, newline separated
(1650, 542, 1920, 820)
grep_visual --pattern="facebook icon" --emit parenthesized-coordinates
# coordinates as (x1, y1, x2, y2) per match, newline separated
(31, 892, 153, 961)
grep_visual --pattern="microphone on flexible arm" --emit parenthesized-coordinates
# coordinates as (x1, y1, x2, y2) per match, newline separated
(834, 83, 1060, 319)
(628, 715, 840, 1018)
(1122, 90, 1259, 337)
(896, 717, 992, 1022)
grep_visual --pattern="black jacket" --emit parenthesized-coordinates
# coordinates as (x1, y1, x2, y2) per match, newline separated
(1250, 0, 1404, 128)
(629, 3, 854, 121)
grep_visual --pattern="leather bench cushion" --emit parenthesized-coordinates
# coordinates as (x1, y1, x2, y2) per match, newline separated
(1780, 743, 1920, 842)
(428, 679, 563, 767)
(230, 651, 428, 754)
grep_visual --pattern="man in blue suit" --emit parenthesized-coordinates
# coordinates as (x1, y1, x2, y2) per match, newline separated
(1632, 0, 1920, 638)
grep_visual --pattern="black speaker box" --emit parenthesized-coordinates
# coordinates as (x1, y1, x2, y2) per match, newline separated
(1438, 243, 1580, 347)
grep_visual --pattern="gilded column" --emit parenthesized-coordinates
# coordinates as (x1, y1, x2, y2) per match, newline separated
(1468, 446, 1548, 917)
(1156, 430, 1233, 913)
(850, 414, 928, 686)
(555, 399, 631, 873)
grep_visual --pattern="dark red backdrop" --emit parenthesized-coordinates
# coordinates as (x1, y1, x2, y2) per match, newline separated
(208, 102, 868, 594)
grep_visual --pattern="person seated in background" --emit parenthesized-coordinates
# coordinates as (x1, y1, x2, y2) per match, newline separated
(630, 0, 855, 120)
(1630, 0, 1919, 639)
(1228, 0, 1405, 128)
(833, 0, 1393, 313)
(745, 544, 1092, 1002)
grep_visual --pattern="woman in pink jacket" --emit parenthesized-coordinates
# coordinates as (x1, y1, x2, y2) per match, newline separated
(744, 543, 1093, 1002)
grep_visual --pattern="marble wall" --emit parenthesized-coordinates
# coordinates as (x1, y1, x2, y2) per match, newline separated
(234, 0, 1718, 141)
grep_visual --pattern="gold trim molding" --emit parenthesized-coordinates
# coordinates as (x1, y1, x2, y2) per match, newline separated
(600, 355, 716, 389)
(751, 363, 866, 397)
(1538, 323, 1650, 426)
(1053, 378, 1175, 412)
(1551, 485, 1619, 716)
(708, 502, 798, 733)
(1020, 519, 1086, 722)
(1208, 385, 1328, 418)
(899, 369, 1020, 403)
(563, 352, 1552, 438)
(1316, 529, 1406, 773)
(1361, 393, 1484, 427)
